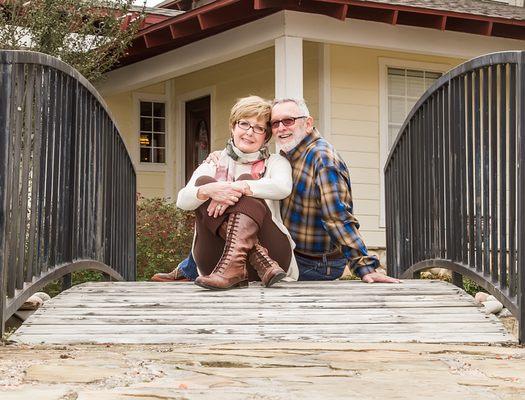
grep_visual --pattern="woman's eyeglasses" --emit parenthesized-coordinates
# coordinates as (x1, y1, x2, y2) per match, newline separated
(237, 120, 266, 135)
(270, 116, 306, 130)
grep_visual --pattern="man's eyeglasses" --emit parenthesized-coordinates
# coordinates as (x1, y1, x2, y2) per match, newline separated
(270, 116, 306, 130)
(237, 120, 266, 135)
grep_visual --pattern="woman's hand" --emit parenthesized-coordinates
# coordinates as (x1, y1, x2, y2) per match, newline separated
(197, 182, 243, 205)
(207, 200, 229, 218)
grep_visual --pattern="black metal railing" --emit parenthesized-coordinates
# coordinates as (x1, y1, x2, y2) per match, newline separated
(0, 51, 136, 335)
(385, 51, 525, 343)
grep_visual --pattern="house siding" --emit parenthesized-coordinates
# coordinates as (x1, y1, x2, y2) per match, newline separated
(329, 44, 463, 248)
(105, 84, 167, 198)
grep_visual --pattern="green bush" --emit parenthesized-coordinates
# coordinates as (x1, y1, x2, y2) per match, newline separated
(462, 277, 485, 297)
(136, 197, 195, 281)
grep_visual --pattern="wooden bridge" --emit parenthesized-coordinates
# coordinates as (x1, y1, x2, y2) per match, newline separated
(1, 51, 524, 345)
(10, 280, 515, 345)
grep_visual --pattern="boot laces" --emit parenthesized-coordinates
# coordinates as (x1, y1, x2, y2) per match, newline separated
(212, 214, 240, 274)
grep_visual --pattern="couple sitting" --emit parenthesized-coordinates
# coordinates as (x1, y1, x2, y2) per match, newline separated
(153, 96, 399, 290)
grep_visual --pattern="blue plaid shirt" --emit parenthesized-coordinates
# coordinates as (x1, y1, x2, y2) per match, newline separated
(281, 129, 379, 277)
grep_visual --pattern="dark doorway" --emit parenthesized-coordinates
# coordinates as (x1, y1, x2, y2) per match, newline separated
(185, 96, 211, 183)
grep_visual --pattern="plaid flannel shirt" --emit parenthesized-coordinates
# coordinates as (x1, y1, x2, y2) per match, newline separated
(280, 129, 379, 277)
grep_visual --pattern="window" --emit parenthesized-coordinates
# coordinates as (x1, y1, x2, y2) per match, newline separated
(139, 101, 166, 163)
(379, 58, 450, 227)
(387, 68, 441, 149)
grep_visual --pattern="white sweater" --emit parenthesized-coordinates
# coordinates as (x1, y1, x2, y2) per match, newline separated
(177, 154, 299, 281)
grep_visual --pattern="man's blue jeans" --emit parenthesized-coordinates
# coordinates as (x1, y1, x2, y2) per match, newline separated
(178, 252, 346, 281)
(178, 253, 199, 281)
(295, 254, 347, 281)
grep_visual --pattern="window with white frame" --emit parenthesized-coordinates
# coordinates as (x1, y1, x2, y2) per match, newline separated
(380, 60, 449, 228)
(387, 68, 441, 149)
(139, 101, 166, 163)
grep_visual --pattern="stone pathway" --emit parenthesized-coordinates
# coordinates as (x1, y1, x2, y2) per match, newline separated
(1, 342, 525, 399)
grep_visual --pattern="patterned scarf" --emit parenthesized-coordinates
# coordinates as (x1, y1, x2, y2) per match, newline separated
(214, 138, 270, 182)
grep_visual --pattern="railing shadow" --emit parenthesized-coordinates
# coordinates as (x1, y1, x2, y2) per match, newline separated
(0, 51, 136, 335)
(385, 51, 525, 344)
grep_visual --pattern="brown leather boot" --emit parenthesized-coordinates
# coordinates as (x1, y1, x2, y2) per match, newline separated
(248, 244, 287, 287)
(217, 221, 285, 287)
(150, 266, 189, 282)
(194, 212, 258, 290)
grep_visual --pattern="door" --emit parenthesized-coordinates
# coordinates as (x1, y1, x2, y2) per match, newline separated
(185, 96, 211, 183)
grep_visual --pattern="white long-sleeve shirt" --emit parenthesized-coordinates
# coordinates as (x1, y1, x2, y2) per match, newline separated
(177, 154, 299, 281)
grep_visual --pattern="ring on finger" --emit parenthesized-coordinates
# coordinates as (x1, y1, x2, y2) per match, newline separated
(217, 205, 222, 210)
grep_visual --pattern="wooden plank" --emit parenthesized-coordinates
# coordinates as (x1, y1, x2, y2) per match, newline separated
(15, 322, 507, 335)
(73, 280, 451, 288)
(11, 332, 516, 345)
(36, 301, 478, 309)
(32, 306, 485, 316)
(63, 287, 460, 298)
(23, 314, 495, 325)
(49, 294, 472, 303)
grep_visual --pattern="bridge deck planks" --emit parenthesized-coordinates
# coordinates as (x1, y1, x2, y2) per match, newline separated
(11, 280, 516, 344)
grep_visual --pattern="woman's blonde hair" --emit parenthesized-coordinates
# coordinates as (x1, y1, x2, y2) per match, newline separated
(229, 95, 272, 141)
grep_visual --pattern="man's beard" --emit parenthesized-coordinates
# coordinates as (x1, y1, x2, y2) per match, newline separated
(278, 130, 308, 153)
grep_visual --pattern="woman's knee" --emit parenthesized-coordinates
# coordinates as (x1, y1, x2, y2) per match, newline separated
(195, 176, 217, 187)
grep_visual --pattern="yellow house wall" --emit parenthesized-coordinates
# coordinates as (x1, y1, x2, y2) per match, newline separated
(171, 47, 275, 154)
(330, 44, 463, 248)
(104, 84, 167, 199)
(303, 41, 319, 122)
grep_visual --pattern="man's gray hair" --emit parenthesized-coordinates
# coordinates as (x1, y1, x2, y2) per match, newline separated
(272, 98, 311, 117)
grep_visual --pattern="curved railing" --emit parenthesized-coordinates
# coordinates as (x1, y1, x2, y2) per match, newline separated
(385, 51, 525, 343)
(0, 51, 136, 334)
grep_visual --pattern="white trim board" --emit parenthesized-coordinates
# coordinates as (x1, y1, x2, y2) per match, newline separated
(378, 58, 451, 228)
(97, 10, 525, 97)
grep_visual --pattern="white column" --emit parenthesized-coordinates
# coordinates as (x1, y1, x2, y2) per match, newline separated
(274, 36, 303, 99)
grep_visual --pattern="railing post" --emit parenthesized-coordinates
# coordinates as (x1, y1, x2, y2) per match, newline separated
(0, 59, 11, 337)
(61, 273, 72, 291)
(451, 272, 463, 289)
(517, 52, 525, 344)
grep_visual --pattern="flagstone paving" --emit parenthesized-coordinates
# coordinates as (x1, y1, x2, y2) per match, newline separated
(1, 342, 525, 399)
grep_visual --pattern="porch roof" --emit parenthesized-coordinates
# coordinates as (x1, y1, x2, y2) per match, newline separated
(118, 0, 525, 68)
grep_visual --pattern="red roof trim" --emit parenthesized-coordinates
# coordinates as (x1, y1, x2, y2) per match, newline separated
(118, 0, 525, 68)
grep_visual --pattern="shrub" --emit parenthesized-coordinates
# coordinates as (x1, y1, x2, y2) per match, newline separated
(136, 197, 194, 281)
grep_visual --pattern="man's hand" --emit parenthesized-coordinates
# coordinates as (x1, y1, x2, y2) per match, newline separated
(361, 271, 401, 283)
(204, 151, 221, 164)
(231, 181, 252, 196)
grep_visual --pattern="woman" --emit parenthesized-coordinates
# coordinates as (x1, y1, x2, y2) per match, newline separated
(176, 96, 298, 290)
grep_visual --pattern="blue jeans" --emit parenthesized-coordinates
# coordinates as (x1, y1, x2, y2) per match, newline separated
(179, 252, 347, 281)
(295, 254, 347, 281)
(178, 253, 199, 281)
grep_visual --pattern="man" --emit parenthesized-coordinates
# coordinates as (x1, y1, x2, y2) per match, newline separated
(152, 98, 399, 284)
